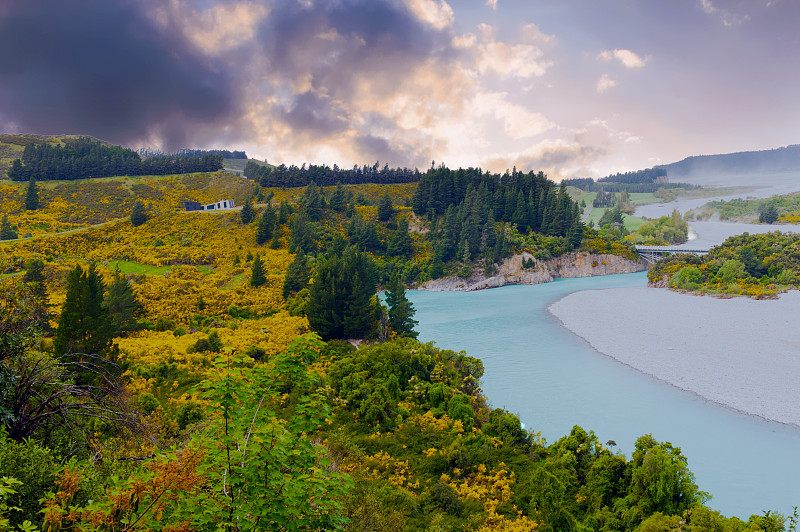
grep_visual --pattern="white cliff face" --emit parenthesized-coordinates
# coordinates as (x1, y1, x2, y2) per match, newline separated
(417, 252, 646, 292)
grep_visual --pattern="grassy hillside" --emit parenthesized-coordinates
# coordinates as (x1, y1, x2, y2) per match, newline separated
(1, 172, 791, 531)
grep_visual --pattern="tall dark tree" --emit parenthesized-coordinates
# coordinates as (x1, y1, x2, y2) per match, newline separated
(283, 251, 312, 298)
(24, 177, 39, 210)
(289, 212, 317, 254)
(387, 217, 413, 257)
(759, 203, 779, 224)
(250, 254, 266, 287)
(256, 206, 277, 245)
(306, 247, 378, 340)
(22, 258, 47, 302)
(103, 267, 141, 335)
(328, 182, 350, 212)
(240, 199, 255, 224)
(54, 264, 112, 357)
(385, 271, 418, 338)
(130, 200, 148, 227)
(377, 192, 394, 222)
(0, 215, 17, 241)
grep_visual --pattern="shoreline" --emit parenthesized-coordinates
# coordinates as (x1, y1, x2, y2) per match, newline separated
(548, 286, 800, 428)
(416, 251, 646, 292)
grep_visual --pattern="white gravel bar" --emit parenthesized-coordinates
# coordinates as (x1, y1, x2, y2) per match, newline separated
(549, 287, 800, 427)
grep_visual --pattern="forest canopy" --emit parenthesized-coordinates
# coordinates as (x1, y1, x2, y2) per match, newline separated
(8, 137, 223, 181)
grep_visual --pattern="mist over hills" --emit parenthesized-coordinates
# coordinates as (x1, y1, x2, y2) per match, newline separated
(658, 144, 800, 178)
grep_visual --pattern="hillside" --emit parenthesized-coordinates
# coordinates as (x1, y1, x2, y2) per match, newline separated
(0, 171, 791, 531)
(0, 134, 85, 178)
(658, 144, 800, 178)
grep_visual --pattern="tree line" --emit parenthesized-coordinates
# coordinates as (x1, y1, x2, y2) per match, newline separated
(176, 148, 247, 159)
(244, 160, 422, 187)
(597, 166, 668, 184)
(8, 137, 223, 181)
(413, 166, 584, 266)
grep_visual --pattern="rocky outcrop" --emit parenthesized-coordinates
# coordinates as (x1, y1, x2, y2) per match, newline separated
(417, 251, 646, 292)
(648, 274, 670, 288)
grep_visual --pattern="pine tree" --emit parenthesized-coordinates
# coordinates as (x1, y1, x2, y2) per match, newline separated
(278, 200, 291, 224)
(387, 217, 413, 257)
(283, 251, 311, 298)
(130, 200, 148, 227)
(0, 215, 17, 241)
(256, 206, 276, 245)
(54, 264, 112, 357)
(328, 182, 349, 212)
(306, 247, 378, 340)
(25, 177, 39, 210)
(22, 258, 47, 301)
(385, 271, 418, 338)
(250, 254, 266, 287)
(240, 199, 255, 224)
(377, 192, 394, 221)
(103, 266, 141, 334)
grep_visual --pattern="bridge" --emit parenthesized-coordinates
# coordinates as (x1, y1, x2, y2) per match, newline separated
(634, 245, 710, 265)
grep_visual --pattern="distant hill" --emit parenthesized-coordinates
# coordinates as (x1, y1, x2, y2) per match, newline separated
(658, 144, 800, 177)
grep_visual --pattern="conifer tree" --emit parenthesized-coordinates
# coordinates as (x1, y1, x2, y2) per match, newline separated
(103, 266, 141, 334)
(306, 247, 378, 340)
(250, 254, 266, 287)
(54, 264, 112, 357)
(22, 258, 47, 302)
(0, 215, 17, 241)
(256, 206, 276, 245)
(377, 192, 394, 221)
(387, 217, 413, 257)
(25, 177, 39, 210)
(240, 199, 255, 224)
(130, 200, 148, 227)
(385, 271, 418, 338)
(278, 199, 291, 224)
(328, 182, 349, 212)
(270, 230, 281, 249)
(283, 251, 311, 298)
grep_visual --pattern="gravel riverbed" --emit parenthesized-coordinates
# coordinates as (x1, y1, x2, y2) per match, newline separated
(549, 287, 800, 427)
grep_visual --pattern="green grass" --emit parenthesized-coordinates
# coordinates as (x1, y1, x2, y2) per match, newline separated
(195, 265, 215, 275)
(224, 158, 272, 173)
(586, 207, 645, 231)
(106, 260, 172, 276)
(106, 260, 217, 277)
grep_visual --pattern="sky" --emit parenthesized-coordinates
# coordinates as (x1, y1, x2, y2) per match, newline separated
(0, 0, 798, 179)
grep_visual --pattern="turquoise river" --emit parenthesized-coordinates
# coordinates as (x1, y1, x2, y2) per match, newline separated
(407, 272, 800, 519)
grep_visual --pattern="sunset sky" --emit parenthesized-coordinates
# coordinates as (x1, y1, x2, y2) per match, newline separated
(1, 0, 798, 178)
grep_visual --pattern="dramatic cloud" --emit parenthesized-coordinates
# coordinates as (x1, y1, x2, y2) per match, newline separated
(0, 0, 235, 150)
(472, 92, 554, 139)
(481, 139, 606, 179)
(472, 24, 553, 79)
(485, 0, 498, 10)
(598, 49, 647, 69)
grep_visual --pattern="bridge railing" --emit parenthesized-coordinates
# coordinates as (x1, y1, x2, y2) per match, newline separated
(634, 246, 709, 265)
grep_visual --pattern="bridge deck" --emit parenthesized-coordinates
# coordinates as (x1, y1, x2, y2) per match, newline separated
(634, 246, 709, 265)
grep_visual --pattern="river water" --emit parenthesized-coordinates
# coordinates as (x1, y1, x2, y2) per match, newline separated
(408, 273, 800, 519)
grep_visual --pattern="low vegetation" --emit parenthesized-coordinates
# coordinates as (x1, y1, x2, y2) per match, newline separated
(0, 148, 793, 530)
(649, 231, 800, 298)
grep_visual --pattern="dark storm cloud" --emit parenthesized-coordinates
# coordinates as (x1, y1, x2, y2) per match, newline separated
(254, 0, 455, 164)
(0, 0, 235, 149)
(279, 91, 350, 138)
(261, 0, 450, 92)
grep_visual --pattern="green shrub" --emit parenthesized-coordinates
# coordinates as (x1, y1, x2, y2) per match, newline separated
(138, 393, 160, 414)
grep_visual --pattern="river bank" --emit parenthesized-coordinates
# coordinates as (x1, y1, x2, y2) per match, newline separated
(549, 286, 800, 427)
(416, 251, 646, 291)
